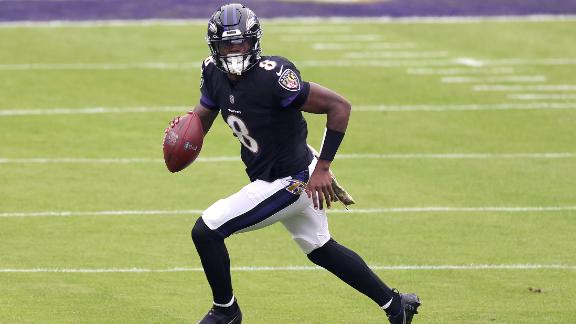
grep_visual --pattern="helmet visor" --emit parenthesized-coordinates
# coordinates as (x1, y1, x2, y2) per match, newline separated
(212, 37, 256, 57)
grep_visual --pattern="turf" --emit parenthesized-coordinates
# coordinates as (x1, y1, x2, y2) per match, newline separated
(0, 19, 575, 323)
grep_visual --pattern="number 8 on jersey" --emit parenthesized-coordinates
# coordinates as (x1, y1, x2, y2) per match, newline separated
(226, 115, 259, 154)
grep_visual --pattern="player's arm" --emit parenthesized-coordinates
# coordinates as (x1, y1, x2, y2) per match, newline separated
(301, 82, 351, 210)
(192, 103, 219, 135)
(168, 103, 218, 136)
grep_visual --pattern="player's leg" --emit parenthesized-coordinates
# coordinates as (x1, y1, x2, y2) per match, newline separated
(307, 238, 420, 323)
(191, 170, 310, 323)
(280, 191, 420, 323)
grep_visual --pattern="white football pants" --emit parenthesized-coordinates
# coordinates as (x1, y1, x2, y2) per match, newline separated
(201, 159, 331, 254)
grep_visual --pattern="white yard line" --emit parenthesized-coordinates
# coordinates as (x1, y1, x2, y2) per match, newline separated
(344, 51, 449, 59)
(1, 153, 575, 165)
(0, 210, 204, 217)
(337, 153, 576, 159)
(1, 206, 575, 218)
(0, 58, 574, 71)
(0, 264, 574, 273)
(281, 34, 382, 42)
(1, 15, 576, 29)
(299, 58, 576, 68)
(407, 67, 515, 75)
(312, 42, 416, 50)
(508, 93, 576, 100)
(474, 85, 576, 92)
(0, 106, 186, 116)
(265, 26, 352, 34)
(2, 102, 576, 117)
(0, 157, 237, 164)
(0, 62, 196, 71)
(441, 75, 546, 83)
(353, 102, 576, 111)
(454, 58, 484, 67)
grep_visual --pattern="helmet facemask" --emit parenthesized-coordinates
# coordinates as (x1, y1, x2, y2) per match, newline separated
(208, 33, 261, 75)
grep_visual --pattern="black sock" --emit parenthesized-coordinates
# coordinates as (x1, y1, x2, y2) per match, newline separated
(307, 239, 401, 315)
(191, 217, 233, 305)
(214, 299, 239, 316)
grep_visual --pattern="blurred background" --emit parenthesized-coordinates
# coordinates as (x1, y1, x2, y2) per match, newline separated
(2, 0, 576, 21)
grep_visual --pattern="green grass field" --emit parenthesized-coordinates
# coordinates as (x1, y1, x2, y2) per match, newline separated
(1, 18, 575, 323)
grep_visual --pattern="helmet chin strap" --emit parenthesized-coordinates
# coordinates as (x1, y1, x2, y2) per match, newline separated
(222, 54, 252, 75)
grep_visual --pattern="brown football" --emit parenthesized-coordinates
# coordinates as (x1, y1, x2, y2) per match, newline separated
(163, 112, 204, 173)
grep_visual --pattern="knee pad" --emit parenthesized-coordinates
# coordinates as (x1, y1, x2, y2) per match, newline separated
(191, 217, 222, 245)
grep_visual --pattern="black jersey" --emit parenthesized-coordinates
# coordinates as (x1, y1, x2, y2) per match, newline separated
(200, 55, 313, 182)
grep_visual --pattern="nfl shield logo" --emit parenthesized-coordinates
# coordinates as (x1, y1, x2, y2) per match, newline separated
(229, 94, 235, 104)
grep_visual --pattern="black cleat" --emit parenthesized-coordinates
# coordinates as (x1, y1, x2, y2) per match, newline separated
(198, 302, 242, 324)
(400, 292, 421, 323)
(387, 290, 421, 324)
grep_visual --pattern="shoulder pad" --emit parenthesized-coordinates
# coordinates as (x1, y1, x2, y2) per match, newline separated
(267, 56, 296, 68)
(254, 57, 302, 93)
(201, 56, 215, 71)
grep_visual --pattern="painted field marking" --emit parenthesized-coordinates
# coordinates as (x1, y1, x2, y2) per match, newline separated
(312, 42, 416, 50)
(2, 102, 576, 117)
(299, 58, 576, 68)
(508, 93, 576, 100)
(2, 206, 576, 218)
(1, 15, 576, 29)
(353, 102, 576, 111)
(0, 106, 185, 116)
(0, 62, 196, 71)
(344, 51, 448, 59)
(280, 34, 382, 42)
(455, 58, 484, 67)
(266, 26, 353, 34)
(0, 157, 235, 164)
(265, 26, 352, 34)
(0, 58, 574, 71)
(1, 153, 575, 166)
(407, 67, 515, 75)
(0, 210, 204, 217)
(441, 75, 546, 83)
(474, 85, 576, 92)
(1, 264, 574, 273)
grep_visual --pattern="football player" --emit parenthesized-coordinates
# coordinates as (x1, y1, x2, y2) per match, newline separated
(178, 3, 421, 323)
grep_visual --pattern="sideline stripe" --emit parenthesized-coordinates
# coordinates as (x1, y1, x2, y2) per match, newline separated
(1, 15, 576, 28)
(1, 153, 575, 165)
(2, 102, 576, 116)
(0, 264, 574, 273)
(1, 206, 575, 218)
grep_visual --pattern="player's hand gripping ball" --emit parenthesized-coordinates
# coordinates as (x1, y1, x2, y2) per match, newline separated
(163, 111, 204, 173)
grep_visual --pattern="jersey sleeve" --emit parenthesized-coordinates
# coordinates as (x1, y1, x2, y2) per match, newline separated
(199, 57, 219, 111)
(272, 58, 310, 109)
